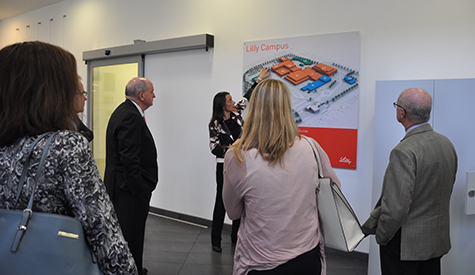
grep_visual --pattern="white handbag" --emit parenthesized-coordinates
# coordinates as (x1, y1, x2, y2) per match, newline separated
(302, 135, 365, 252)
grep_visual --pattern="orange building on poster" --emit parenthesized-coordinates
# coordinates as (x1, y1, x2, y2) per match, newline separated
(272, 57, 327, 85)
(313, 63, 338, 76)
(271, 57, 300, 77)
(271, 57, 338, 85)
(285, 67, 323, 85)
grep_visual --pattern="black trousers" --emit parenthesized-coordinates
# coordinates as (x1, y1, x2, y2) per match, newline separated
(112, 184, 150, 275)
(248, 245, 321, 275)
(212, 163, 240, 246)
(380, 229, 442, 275)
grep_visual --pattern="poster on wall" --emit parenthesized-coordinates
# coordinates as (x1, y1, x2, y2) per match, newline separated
(242, 31, 359, 169)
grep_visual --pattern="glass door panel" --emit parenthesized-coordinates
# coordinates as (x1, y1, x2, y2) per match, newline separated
(89, 58, 141, 178)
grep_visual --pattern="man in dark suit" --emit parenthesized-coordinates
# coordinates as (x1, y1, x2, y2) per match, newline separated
(363, 87, 457, 275)
(104, 77, 158, 275)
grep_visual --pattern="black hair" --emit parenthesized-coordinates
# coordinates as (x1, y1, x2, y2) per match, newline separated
(210, 91, 230, 123)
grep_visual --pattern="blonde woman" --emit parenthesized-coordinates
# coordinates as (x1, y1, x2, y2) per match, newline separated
(223, 79, 340, 275)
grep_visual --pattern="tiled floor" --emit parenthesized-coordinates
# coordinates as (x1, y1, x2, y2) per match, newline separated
(143, 213, 368, 275)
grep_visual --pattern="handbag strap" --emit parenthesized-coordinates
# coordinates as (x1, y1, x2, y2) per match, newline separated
(26, 132, 59, 210)
(11, 132, 51, 210)
(301, 135, 324, 179)
(10, 132, 59, 252)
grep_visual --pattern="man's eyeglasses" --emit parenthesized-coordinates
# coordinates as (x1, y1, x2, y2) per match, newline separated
(393, 102, 407, 113)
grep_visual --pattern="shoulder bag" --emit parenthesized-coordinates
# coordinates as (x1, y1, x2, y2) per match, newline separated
(0, 132, 104, 275)
(302, 135, 365, 252)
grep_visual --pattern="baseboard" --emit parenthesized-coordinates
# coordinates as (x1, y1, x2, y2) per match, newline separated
(324, 247, 368, 261)
(149, 207, 368, 261)
(149, 206, 225, 229)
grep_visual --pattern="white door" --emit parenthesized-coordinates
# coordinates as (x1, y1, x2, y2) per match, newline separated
(371, 79, 475, 275)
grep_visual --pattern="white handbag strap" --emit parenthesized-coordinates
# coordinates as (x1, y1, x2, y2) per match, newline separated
(301, 135, 324, 179)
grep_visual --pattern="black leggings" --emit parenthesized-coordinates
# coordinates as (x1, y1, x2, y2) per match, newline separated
(211, 163, 240, 246)
(248, 245, 321, 275)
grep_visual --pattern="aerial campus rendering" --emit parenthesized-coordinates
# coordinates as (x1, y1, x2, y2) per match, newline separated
(243, 54, 359, 129)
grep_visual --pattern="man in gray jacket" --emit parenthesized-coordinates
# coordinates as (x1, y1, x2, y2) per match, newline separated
(363, 87, 457, 275)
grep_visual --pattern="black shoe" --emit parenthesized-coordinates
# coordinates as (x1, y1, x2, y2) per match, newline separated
(141, 267, 148, 275)
(212, 245, 222, 253)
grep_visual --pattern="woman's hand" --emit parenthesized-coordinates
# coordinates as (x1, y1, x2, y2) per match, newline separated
(256, 67, 270, 83)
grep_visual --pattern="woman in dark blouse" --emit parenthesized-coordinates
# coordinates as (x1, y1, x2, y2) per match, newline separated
(0, 41, 137, 275)
(208, 67, 269, 252)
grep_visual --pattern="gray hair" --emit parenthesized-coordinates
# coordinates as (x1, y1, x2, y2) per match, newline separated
(125, 79, 147, 97)
(398, 90, 432, 124)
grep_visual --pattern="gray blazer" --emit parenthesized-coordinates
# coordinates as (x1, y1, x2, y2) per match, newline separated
(364, 123, 457, 261)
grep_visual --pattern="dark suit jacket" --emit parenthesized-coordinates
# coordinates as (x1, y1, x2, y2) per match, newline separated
(104, 99, 158, 202)
(365, 124, 457, 261)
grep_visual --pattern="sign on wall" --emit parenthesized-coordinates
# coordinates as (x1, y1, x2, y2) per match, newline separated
(242, 32, 360, 169)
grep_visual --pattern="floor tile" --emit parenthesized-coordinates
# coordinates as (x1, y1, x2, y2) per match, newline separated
(143, 214, 368, 275)
(178, 264, 234, 275)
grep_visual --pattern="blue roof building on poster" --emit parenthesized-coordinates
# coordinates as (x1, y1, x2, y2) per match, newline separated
(301, 75, 332, 92)
(344, 76, 356, 84)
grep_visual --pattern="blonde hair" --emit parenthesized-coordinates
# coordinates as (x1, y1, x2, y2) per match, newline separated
(231, 79, 300, 167)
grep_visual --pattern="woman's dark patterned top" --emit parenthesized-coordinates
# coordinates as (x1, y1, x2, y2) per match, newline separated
(0, 131, 138, 275)
(209, 97, 248, 159)
(208, 82, 258, 159)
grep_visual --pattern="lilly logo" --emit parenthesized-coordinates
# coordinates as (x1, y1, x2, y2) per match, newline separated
(339, 157, 352, 165)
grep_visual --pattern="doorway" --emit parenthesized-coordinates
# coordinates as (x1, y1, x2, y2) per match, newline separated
(86, 56, 143, 177)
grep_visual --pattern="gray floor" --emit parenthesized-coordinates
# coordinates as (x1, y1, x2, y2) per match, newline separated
(143, 213, 368, 275)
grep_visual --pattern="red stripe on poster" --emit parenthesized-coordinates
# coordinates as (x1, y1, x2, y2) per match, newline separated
(299, 127, 357, 169)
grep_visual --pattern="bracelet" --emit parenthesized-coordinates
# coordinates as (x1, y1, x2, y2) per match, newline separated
(257, 77, 263, 82)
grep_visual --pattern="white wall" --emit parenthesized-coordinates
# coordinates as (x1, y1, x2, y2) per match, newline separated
(2, 0, 475, 256)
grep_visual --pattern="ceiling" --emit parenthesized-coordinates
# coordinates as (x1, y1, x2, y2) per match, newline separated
(0, 0, 64, 21)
